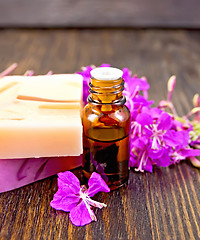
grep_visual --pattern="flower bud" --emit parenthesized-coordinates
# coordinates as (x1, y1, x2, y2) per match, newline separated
(0, 63, 17, 77)
(182, 123, 190, 129)
(193, 94, 200, 107)
(168, 75, 176, 92)
(24, 70, 34, 76)
(141, 76, 147, 82)
(191, 107, 200, 115)
(190, 156, 200, 168)
(158, 100, 168, 108)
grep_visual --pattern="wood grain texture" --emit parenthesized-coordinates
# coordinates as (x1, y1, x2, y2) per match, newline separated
(0, 29, 200, 240)
(0, 0, 200, 28)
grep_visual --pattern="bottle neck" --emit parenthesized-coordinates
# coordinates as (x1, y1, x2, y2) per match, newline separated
(88, 77, 125, 106)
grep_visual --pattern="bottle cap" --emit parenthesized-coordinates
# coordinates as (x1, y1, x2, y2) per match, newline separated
(91, 67, 123, 81)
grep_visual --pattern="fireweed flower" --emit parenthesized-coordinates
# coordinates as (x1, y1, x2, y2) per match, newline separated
(169, 146, 200, 165)
(123, 68, 150, 94)
(137, 111, 187, 150)
(130, 110, 190, 171)
(50, 171, 110, 226)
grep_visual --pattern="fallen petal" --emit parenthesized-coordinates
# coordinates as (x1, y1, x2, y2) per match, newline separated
(57, 171, 80, 194)
(69, 201, 95, 226)
(50, 189, 80, 212)
(88, 172, 110, 197)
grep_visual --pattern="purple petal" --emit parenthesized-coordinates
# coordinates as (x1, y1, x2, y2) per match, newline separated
(132, 96, 154, 109)
(69, 201, 93, 226)
(171, 119, 193, 132)
(157, 112, 172, 131)
(179, 131, 190, 147)
(129, 109, 138, 121)
(135, 150, 153, 172)
(164, 130, 189, 148)
(57, 171, 80, 195)
(132, 137, 149, 149)
(133, 77, 150, 91)
(123, 68, 132, 80)
(126, 75, 149, 92)
(179, 148, 200, 157)
(88, 172, 110, 197)
(145, 107, 163, 119)
(129, 155, 137, 168)
(136, 112, 153, 126)
(144, 159, 153, 172)
(50, 189, 80, 212)
(154, 150, 171, 167)
(77, 66, 93, 78)
(148, 148, 165, 159)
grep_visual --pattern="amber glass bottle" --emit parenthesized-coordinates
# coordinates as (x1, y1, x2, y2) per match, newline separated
(82, 67, 130, 190)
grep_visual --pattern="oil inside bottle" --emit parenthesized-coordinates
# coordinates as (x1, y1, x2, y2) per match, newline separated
(82, 126, 129, 190)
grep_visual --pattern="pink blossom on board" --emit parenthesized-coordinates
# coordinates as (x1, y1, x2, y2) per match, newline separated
(50, 171, 110, 226)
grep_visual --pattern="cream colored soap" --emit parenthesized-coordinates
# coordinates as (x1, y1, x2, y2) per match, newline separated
(17, 75, 82, 102)
(0, 74, 83, 159)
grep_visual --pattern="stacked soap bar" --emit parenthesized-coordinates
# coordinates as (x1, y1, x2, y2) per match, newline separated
(0, 74, 83, 192)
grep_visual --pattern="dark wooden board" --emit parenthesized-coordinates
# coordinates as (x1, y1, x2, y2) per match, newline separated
(0, 0, 200, 28)
(0, 29, 200, 239)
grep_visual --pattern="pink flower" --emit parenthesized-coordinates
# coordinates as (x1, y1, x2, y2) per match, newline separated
(50, 171, 110, 226)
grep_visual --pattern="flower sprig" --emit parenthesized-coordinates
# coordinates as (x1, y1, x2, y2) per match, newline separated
(79, 64, 200, 172)
(159, 80, 200, 168)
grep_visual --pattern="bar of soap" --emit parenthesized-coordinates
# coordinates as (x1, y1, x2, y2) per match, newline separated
(17, 75, 82, 102)
(0, 74, 83, 192)
(0, 74, 83, 159)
